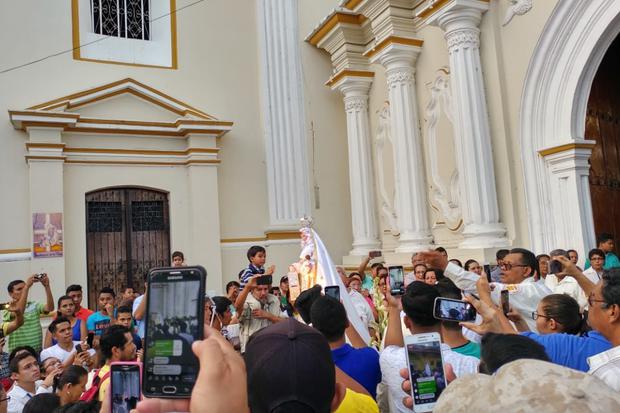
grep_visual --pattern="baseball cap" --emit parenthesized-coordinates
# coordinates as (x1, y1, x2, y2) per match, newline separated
(435, 359, 620, 412)
(244, 318, 335, 413)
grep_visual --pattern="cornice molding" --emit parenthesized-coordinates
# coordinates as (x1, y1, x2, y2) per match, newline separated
(325, 69, 374, 88)
(538, 141, 597, 158)
(364, 35, 424, 59)
(307, 11, 367, 46)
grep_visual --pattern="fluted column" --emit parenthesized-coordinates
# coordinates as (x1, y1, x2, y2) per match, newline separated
(428, 1, 508, 248)
(333, 76, 381, 255)
(257, 0, 311, 230)
(371, 44, 433, 252)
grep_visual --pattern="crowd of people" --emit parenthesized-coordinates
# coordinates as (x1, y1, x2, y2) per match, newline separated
(1, 234, 620, 413)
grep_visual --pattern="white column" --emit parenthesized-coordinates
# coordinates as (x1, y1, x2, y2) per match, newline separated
(371, 45, 433, 252)
(257, 0, 311, 230)
(333, 76, 381, 255)
(543, 142, 597, 263)
(428, 1, 508, 248)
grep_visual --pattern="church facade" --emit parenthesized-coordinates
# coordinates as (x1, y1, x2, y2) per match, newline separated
(1, 0, 619, 305)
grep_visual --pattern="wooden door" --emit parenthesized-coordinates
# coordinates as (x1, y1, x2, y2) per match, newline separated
(587, 35, 620, 239)
(85, 187, 170, 308)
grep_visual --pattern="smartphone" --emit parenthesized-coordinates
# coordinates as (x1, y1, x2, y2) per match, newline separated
(483, 264, 492, 282)
(256, 275, 272, 286)
(75, 343, 84, 353)
(388, 265, 405, 295)
(111, 362, 142, 412)
(143, 266, 206, 398)
(404, 332, 447, 412)
(369, 250, 382, 258)
(205, 294, 216, 327)
(86, 332, 95, 348)
(549, 259, 562, 274)
(34, 273, 45, 281)
(500, 290, 510, 315)
(433, 297, 476, 322)
(325, 285, 340, 301)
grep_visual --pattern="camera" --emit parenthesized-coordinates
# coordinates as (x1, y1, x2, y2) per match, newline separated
(34, 273, 46, 281)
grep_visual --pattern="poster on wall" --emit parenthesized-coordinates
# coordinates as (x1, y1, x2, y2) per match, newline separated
(32, 212, 63, 258)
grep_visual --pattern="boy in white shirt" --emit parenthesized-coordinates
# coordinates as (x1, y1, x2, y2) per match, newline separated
(39, 317, 94, 368)
(7, 352, 57, 413)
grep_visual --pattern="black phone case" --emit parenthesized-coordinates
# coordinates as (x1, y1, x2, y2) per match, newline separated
(142, 265, 206, 399)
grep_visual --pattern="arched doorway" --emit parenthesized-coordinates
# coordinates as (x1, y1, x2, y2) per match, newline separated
(520, 0, 620, 257)
(85, 187, 171, 308)
(586, 35, 620, 239)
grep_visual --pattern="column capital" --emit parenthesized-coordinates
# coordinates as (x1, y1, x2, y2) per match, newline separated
(369, 43, 421, 71)
(331, 73, 374, 97)
(426, 0, 488, 32)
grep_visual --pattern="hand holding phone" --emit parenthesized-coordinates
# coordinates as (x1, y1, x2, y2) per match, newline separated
(143, 266, 206, 398)
(369, 250, 382, 259)
(500, 290, 510, 315)
(111, 362, 142, 411)
(325, 286, 340, 301)
(433, 297, 476, 322)
(388, 266, 405, 296)
(404, 332, 446, 412)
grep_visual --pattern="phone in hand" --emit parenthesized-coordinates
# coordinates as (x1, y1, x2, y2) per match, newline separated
(75, 343, 84, 354)
(388, 265, 405, 295)
(404, 332, 447, 412)
(433, 297, 476, 322)
(256, 275, 272, 286)
(325, 286, 340, 301)
(549, 259, 562, 274)
(500, 290, 510, 315)
(483, 264, 492, 282)
(111, 362, 142, 411)
(34, 273, 46, 281)
(369, 250, 382, 259)
(143, 266, 206, 398)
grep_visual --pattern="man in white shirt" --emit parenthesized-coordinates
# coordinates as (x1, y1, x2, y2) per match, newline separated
(379, 281, 478, 413)
(545, 249, 588, 310)
(7, 352, 57, 413)
(584, 248, 606, 284)
(39, 317, 94, 368)
(417, 248, 551, 332)
(584, 267, 620, 390)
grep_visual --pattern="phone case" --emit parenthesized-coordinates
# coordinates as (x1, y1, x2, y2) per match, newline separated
(110, 362, 143, 408)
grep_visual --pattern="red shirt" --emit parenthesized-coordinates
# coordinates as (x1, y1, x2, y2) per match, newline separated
(75, 306, 94, 322)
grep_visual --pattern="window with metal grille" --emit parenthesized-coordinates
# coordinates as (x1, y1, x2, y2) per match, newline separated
(131, 201, 166, 231)
(91, 0, 150, 40)
(87, 202, 123, 232)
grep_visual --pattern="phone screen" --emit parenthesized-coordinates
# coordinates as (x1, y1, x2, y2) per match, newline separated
(144, 267, 205, 397)
(407, 339, 446, 408)
(111, 364, 141, 411)
(389, 266, 405, 295)
(325, 286, 340, 300)
(500, 290, 510, 315)
(433, 298, 476, 322)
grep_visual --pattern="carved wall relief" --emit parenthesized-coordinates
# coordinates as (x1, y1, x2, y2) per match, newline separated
(424, 68, 462, 231)
(374, 101, 400, 236)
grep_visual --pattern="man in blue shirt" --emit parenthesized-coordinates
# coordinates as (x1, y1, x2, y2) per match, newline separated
(520, 330, 611, 372)
(310, 296, 381, 399)
(585, 233, 620, 270)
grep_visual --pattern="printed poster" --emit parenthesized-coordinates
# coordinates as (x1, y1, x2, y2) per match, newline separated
(32, 212, 63, 258)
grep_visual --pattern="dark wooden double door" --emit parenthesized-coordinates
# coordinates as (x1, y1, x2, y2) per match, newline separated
(587, 35, 620, 240)
(85, 187, 170, 308)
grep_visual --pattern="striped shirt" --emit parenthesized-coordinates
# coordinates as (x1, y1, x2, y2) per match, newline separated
(2, 301, 47, 353)
(239, 264, 264, 289)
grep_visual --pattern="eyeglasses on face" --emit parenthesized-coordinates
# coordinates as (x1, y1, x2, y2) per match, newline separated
(587, 293, 608, 308)
(531, 311, 553, 320)
(499, 262, 529, 271)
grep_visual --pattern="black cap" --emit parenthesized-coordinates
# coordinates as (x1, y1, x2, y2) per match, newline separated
(244, 318, 335, 413)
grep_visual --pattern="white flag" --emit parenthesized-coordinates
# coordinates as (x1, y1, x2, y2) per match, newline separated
(312, 229, 371, 344)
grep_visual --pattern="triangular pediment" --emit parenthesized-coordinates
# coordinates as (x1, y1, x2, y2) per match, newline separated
(9, 78, 232, 138)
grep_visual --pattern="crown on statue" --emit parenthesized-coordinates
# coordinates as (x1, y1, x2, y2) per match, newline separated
(300, 216, 313, 229)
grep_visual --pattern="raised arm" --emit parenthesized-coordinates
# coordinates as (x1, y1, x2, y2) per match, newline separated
(556, 256, 596, 297)
(133, 291, 147, 321)
(40, 274, 54, 313)
(383, 281, 404, 348)
(235, 275, 259, 315)
(3, 303, 24, 335)
(417, 251, 480, 292)
(358, 255, 371, 281)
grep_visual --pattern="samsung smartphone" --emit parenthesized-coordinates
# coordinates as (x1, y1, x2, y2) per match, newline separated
(325, 285, 340, 301)
(143, 266, 206, 398)
(433, 297, 476, 322)
(500, 290, 510, 315)
(111, 362, 142, 411)
(388, 265, 405, 295)
(405, 332, 446, 413)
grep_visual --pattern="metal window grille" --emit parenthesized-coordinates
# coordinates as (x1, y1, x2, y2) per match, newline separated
(91, 0, 150, 40)
(86, 202, 123, 232)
